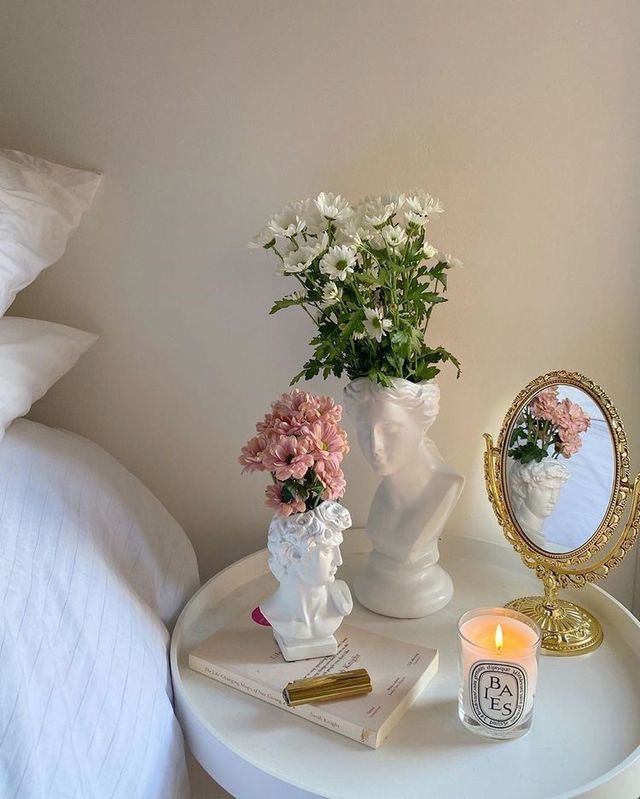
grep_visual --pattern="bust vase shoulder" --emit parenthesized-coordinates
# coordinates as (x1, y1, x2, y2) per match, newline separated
(344, 377, 464, 618)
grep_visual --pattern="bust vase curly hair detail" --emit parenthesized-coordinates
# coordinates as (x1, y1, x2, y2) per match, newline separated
(345, 377, 464, 618)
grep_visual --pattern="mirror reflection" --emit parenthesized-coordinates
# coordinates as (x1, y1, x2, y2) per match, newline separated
(505, 384, 614, 554)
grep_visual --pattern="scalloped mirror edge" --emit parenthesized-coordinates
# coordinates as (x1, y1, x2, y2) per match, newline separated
(484, 370, 640, 656)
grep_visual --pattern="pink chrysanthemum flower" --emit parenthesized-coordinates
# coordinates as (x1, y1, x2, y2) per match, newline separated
(530, 387, 560, 422)
(238, 433, 270, 473)
(319, 464, 347, 500)
(305, 421, 349, 472)
(263, 435, 315, 481)
(265, 483, 307, 516)
(556, 399, 591, 435)
(240, 390, 348, 515)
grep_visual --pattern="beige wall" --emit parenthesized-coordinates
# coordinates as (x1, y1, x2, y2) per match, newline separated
(1, 0, 639, 603)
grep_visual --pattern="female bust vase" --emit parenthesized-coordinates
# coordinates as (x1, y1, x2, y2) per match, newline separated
(260, 501, 353, 661)
(344, 378, 464, 618)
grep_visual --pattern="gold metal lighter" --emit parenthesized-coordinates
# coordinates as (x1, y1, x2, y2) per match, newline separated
(283, 668, 372, 707)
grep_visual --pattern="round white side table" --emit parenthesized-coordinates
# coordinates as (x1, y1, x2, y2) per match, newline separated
(171, 532, 640, 799)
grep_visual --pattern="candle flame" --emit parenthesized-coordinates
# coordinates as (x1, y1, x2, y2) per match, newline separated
(495, 624, 504, 653)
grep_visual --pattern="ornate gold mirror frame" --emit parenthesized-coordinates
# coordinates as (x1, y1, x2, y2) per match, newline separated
(484, 370, 640, 656)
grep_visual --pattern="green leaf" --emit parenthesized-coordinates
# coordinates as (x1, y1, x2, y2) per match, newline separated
(355, 273, 379, 286)
(415, 364, 440, 381)
(419, 292, 447, 304)
(281, 484, 295, 502)
(289, 369, 306, 385)
(269, 295, 306, 315)
(340, 311, 364, 341)
(367, 368, 393, 387)
(390, 329, 411, 346)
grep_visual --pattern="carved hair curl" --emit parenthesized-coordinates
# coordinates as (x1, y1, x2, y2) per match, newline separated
(343, 377, 440, 427)
(267, 501, 352, 581)
(509, 459, 570, 507)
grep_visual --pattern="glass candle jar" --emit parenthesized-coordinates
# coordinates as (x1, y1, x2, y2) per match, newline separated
(457, 607, 542, 739)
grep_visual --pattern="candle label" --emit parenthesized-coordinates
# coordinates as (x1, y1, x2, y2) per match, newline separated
(469, 661, 527, 729)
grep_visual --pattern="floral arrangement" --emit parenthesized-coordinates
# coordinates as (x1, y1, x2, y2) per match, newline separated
(239, 390, 349, 516)
(250, 191, 463, 387)
(508, 387, 591, 465)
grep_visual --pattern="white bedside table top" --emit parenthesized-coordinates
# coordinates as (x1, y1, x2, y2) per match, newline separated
(171, 532, 640, 799)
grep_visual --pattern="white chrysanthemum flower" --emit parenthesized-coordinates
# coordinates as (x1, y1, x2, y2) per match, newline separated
(350, 229, 368, 248)
(382, 225, 408, 249)
(357, 196, 396, 228)
(422, 242, 438, 259)
(248, 226, 276, 250)
(437, 251, 463, 268)
(277, 237, 298, 257)
(352, 330, 365, 340)
(281, 289, 307, 302)
(311, 231, 330, 254)
(320, 245, 357, 281)
(404, 210, 430, 227)
(315, 192, 353, 223)
(380, 192, 406, 213)
(405, 191, 444, 217)
(299, 197, 328, 236)
(363, 307, 392, 342)
(368, 231, 386, 250)
(281, 242, 322, 274)
(268, 205, 307, 238)
(332, 221, 359, 247)
(321, 281, 342, 306)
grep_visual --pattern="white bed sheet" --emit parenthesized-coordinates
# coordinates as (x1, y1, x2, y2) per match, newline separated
(0, 419, 200, 799)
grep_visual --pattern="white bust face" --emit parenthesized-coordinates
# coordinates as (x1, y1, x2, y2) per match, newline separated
(293, 542, 342, 587)
(355, 397, 435, 476)
(522, 482, 562, 519)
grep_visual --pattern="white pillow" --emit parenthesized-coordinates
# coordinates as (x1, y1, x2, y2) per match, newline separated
(0, 316, 97, 440)
(0, 149, 102, 315)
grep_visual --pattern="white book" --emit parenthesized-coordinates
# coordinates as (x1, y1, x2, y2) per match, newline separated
(188, 611, 438, 749)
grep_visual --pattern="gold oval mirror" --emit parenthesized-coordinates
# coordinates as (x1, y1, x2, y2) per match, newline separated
(484, 371, 640, 656)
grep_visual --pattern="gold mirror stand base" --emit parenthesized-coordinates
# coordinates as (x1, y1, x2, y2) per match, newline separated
(505, 588, 603, 657)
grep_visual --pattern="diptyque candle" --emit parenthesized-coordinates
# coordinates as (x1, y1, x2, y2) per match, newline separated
(457, 607, 541, 739)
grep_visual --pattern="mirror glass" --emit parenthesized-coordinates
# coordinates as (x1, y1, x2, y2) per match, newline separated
(504, 383, 615, 555)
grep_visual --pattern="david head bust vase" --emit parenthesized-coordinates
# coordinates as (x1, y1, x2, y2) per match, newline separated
(260, 500, 353, 661)
(344, 377, 464, 618)
(509, 459, 570, 550)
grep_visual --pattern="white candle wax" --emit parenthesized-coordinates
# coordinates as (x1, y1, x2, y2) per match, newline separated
(458, 608, 541, 737)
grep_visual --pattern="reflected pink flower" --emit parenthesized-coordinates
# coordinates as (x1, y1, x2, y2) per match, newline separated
(556, 399, 591, 435)
(558, 430, 582, 457)
(530, 387, 559, 422)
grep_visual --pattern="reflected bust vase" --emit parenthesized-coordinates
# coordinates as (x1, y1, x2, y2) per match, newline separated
(344, 377, 464, 618)
(509, 459, 570, 550)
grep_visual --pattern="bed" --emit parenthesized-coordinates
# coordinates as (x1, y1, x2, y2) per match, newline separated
(0, 418, 200, 799)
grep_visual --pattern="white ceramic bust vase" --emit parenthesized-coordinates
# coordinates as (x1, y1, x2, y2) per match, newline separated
(509, 459, 570, 549)
(344, 378, 464, 618)
(260, 500, 353, 662)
